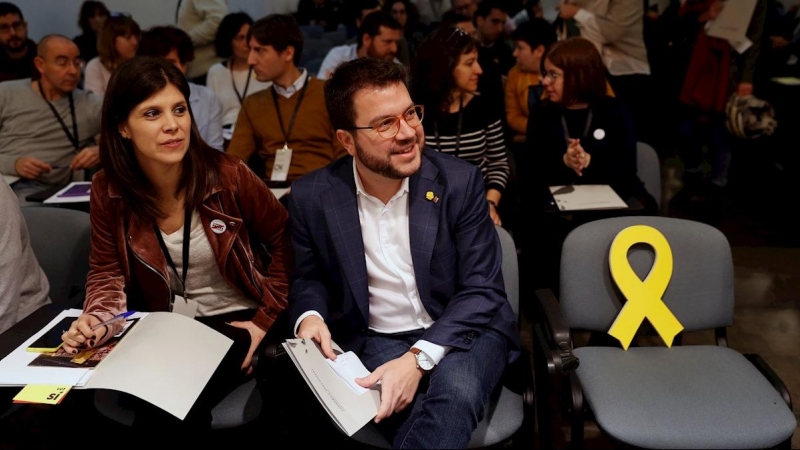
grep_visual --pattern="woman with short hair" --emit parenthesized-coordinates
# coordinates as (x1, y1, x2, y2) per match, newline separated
(83, 14, 140, 96)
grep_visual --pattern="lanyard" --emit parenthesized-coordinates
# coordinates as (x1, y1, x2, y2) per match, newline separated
(434, 95, 464, 154)
(154, 208, 192, 299)
(271, 73, 309, 147)
(560, 109, 593, 148)
(38, 81, 79, 151)
(230, 60, 253, 105)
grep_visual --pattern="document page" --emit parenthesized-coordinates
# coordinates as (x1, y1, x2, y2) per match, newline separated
(283, 338, 380, 436)
(549, 185, 628, 211)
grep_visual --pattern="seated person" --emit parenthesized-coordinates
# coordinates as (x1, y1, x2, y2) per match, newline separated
(226, 14, 345, 188)
(289, 57, 521, 449)
(524, 37, 657, 290)
(505, 18, 556, 144)
(0, 2, 36, 83)
(83, 14, 140, 96)
(206, 12, 272, 144)
(138, 26, 224, 151)
(61, 56, 291, 438)
(411, 26, 510, 226)
(0, 177, 50, 335)
(317, 10, 402, 80)
(0, 34, 102, 204)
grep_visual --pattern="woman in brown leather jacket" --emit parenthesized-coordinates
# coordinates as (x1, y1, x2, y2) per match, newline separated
(60, 56, 292, 433)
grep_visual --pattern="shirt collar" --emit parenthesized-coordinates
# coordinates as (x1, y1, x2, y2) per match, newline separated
(352, 158, 409, 203)
(273, 68, 308, 99)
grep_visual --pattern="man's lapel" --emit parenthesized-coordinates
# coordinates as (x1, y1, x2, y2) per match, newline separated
(323, 161, 370, 322)
(408, 155, 442, 302)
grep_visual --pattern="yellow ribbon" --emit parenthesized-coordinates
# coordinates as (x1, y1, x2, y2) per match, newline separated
(608, 225, 684, 350)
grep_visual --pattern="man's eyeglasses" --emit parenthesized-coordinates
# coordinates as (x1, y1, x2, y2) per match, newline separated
(350, 105, 424, 139)
(0, 21, 25, 35)
(542, 70, 562, 82)
(53, 57, 85, 70)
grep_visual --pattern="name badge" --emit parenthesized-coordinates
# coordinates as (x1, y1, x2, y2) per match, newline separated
(270, 145, 292, 182)
(171, 294, 198, 318)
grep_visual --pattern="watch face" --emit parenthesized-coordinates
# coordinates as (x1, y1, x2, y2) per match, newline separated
(416, 352, 435, 371)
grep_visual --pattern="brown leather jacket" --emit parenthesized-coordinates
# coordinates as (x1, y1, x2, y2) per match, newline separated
(84, 155, 291, 336)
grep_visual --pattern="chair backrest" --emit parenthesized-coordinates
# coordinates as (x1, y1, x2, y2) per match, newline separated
(21, 206, 91, 306)
(496, 225, 519, 319)
(559, 216, 734, 334)
(300, 38, 334, 66)
(306, 57, 324, 78)
(636, 141, 662, 210)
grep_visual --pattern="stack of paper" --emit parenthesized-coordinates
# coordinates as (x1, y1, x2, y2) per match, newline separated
(549, 185, 628, 211)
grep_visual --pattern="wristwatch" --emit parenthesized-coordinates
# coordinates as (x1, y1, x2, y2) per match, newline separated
(409, 347, 435, 373)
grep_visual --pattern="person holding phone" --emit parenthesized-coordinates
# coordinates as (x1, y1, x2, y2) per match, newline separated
(60, 56, 292, 437)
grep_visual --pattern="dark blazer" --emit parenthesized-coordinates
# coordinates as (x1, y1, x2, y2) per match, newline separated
(526, 96, 656, 213)
(287, 148, 521, 364)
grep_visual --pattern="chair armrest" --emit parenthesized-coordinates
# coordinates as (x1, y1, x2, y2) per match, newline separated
(744, 353, 793, 410)
(534, 289, 579, 374)
(250, 341, 287, 371)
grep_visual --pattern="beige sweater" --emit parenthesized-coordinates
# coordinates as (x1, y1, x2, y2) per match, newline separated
(177, 0, 229, 79)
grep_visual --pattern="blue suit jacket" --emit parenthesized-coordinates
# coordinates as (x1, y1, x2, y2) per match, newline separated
(287, 148, 520, 363)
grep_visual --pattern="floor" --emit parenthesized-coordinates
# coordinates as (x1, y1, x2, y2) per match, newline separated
(1, 152, 798, 449)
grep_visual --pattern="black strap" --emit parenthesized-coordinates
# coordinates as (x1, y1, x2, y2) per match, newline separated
(271, 72, 310, 146)
(154, 208, 192, 298)
(38, 81, 79, 151)
(434, 95, 464, 154)
(230, 60, 253, 105)
(560, 109, 593, 148)
(175, 0, 182, 23)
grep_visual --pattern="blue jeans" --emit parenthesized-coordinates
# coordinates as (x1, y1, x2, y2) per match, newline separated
(358, 328, 508, 449)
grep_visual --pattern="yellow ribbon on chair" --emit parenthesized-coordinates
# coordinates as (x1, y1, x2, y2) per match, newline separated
(608, 225, 684, 350)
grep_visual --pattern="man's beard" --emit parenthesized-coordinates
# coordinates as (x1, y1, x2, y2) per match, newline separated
(354, 136, 420, 180)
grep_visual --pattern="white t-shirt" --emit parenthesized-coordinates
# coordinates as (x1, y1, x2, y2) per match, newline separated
(206, 62, 272, 133)
(317, 44, 403, 80)
(83, 57, 112, 96)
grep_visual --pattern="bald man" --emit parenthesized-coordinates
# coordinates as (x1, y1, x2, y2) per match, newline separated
(0, 34, 102, 203)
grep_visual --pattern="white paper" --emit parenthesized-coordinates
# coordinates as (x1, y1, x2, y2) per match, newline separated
(283, 338, 380, 436)
(772, 77, 800, 86)
(83, 312, 232, 420)
(549, 184, 628, 211)
(325, 351, 371, 395)
(43, 181, 92, 204)
(705, 0, 757, 43)
(2, 174, 19, 186)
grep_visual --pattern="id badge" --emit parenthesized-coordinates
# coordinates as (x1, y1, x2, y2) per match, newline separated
(171, 294, 199, 318)
(270, 145, 292, 182)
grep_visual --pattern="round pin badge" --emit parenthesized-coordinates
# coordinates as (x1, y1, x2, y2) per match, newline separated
(210, 219, 227, 234)
(593, 128, 606, 140)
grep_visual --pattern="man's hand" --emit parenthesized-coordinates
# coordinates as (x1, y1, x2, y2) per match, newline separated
(15, 157, 51, 180)
(297, 315, 337, 360)
(558, 3, 580, 19)
(70, 146, 100, 170)
(355, 352, 423, 423)
(227, 320, 266, 375)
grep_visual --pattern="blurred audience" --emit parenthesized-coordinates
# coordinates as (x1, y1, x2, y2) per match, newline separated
(73, 1, 109, 63)
(0, 2, 35, 83)
(83, 14, 140, 96)
(175, 0, 228, 84)
(317, 11, 402, 80)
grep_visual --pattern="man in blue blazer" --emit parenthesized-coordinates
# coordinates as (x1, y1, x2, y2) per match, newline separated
(287, 58, 521, 449)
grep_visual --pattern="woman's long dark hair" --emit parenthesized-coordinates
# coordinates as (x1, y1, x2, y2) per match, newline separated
(410, 25, 478, 121)
(100, 56, 221, 222)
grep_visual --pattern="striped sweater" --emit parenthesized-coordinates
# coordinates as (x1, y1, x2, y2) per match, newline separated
(423, 94, 510, 193)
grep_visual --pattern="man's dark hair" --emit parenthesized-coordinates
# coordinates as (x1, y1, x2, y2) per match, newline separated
(354, 0, 381, 20)
(358, 10, 402, 49)
(325, 57, 408, 131)
(77, 1, 110, 34)
(440, 11, 471, 29)
(509, 18, 556, 52)
(138, 26, 194, 64)
(474, 0, 509, 24)
(0, 2, 22, 20)
(214, 12, 253, 59)
(248, 14, 303, 66)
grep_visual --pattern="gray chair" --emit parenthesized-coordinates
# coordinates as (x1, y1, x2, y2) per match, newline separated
(636, 141, 662, 211)
(533, 216, 797, 449)
(300, 38, 334, 67)
(348, 225, 534, 448)
(20, 206, 91, 307)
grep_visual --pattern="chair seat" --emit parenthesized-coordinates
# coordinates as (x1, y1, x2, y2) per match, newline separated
(574, 345, 797, 449)
(350, 385, 524, 448)
(93, 378, 262, 430)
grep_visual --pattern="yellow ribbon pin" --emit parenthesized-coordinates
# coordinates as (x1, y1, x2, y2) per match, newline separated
(426, 191, 434, 201)
(607, 225, 684, 350)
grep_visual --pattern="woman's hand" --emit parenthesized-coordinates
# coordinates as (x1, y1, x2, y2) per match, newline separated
(488, 201, 502, 226)
(563, 138, 591, 176)
(227, 320, 266, 375)
(61, 314, 108, 354)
